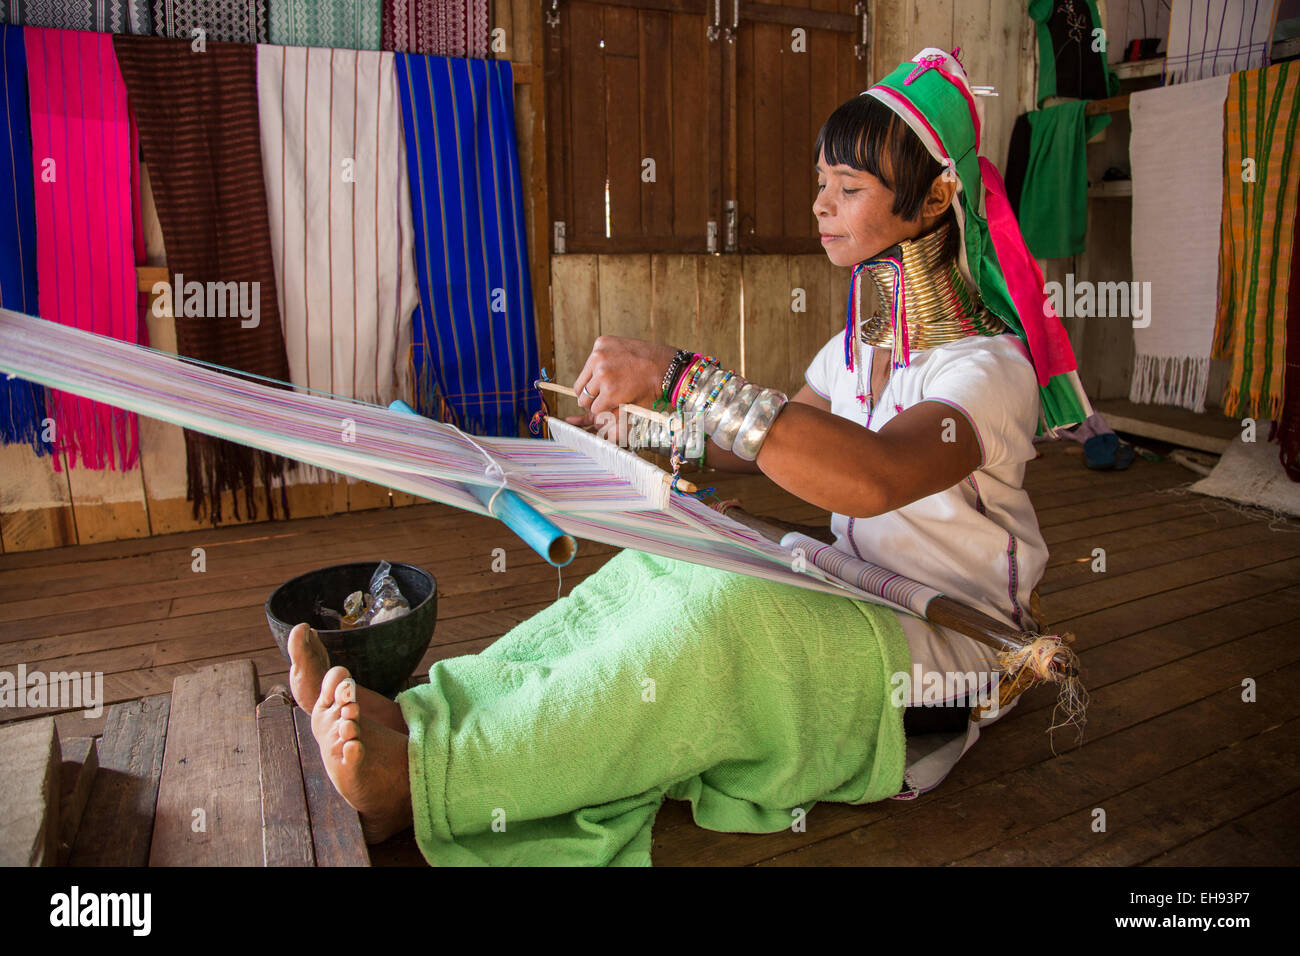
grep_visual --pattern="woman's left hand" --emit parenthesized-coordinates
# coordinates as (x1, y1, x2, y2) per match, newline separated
(565, 335, 678, 432)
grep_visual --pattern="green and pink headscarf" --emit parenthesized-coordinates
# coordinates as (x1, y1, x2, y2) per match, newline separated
(856, 47, 1093, 434)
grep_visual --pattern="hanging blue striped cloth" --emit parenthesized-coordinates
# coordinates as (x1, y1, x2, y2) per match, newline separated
(394, 53, 539, 437)
(0, 23, 47, 453)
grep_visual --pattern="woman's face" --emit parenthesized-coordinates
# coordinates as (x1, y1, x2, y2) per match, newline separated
(813, 145, 930, 268)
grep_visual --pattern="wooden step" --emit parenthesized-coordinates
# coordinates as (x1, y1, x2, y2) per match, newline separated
(0, 716, 61, 865)
(70, 694, 170, 866)
(57, 736, 98, 865)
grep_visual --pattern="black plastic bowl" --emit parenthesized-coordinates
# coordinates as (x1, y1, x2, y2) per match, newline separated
(265, 562, 438, 698)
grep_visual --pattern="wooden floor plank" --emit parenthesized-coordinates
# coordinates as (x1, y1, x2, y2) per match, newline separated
(257, 693, 314, 867)
(149, 660, 261, 866)
(70, 695, 170, 866)
(746, 657, 1300, 867)
(1040, 521, 1300, 596)
(292, 706, 369, 867)
(952, 716, 1300, 865)
(1143, 788, 1300, 866)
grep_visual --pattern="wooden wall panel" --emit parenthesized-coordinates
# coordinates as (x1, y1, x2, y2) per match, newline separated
(0, 444, 74, 553)
(698, 255, 744, 363)
(639, 11, 674, 237)
(605, 7, 642, 240)
(598, 255, 653, 340)
(568, 3, 609, 241)
(550, 254, 601, 387)
(671, 11, 711, 239)
(741, 254, 793, 389)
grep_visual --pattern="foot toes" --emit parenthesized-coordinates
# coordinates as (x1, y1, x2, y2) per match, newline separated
(316, 665, 353, 713)
(337, 717, 361, 743)
(341, 737, 364, 767)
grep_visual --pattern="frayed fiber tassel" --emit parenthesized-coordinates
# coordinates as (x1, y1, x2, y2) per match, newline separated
(989, 632, 1089, 752)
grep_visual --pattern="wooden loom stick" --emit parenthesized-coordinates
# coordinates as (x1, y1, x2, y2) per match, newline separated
(536, 381, 700, 494)
(718, 505, 1050, 660)
(535, 380, 672, 426)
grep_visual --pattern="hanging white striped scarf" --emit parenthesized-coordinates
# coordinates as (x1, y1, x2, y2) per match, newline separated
(256, 45, 418, 480)
(1165, 0, 1280, 84)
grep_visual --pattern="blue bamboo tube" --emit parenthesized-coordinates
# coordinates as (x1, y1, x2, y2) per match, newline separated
(388, 401, 577, 568)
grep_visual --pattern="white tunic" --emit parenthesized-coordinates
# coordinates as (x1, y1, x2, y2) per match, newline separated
(803, 331, 1049, 795)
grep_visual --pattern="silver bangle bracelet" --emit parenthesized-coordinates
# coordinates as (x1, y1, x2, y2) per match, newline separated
(710, 383, 761, 451)
(700, 374, 745, 432)
(732, 389, 788, 461)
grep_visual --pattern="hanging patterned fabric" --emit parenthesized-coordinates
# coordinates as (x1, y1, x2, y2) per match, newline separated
(1128, 75, 1227, 416)
(113, 35, 292, 522)
(1165, 0, 1281, 85)
(1129, 75, 1231, 414)
(267, 0, 381, 49)
(0, 23, 47, 453)
(384, 0, 488, 58)
(25, 27, 144, 471)
(0, 1, 151, 32)
(255, 45, 418, 413)
(394, 54, 539, 435)
(151, 0, 267, 43)
(1214, 60, 1300, 422)
(1027, 0, 1119, 106)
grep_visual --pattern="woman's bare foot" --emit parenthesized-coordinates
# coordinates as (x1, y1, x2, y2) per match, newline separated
(311, 665, 415, 844)
(287, 623, 407, 732)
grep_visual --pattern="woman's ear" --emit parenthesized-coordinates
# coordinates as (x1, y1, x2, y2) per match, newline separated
(922, 170, 959, 221)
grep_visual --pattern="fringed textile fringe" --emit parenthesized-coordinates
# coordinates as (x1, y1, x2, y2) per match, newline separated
(1128, 353, 1212, 413)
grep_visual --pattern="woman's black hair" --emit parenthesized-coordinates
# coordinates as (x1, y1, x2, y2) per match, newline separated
(814, 94, 961, 263)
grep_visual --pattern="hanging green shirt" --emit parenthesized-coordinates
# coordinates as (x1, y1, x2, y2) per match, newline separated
(1018, 100, 1112, 259)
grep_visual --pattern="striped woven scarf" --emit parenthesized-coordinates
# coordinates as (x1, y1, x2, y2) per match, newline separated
(1214, 61, 1300, 421)
(0, 24, 46, 453)
(25, 27, 144, 471)
(394, 54, 539, 436)
(113, 36, 293, 522)
(267, 0, 381, 49)
(255, 45, 418, 410)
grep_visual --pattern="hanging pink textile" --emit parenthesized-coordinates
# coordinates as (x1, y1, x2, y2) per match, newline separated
(25, 27, 145, 471)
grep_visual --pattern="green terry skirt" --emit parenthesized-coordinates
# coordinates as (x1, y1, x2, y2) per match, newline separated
(395, 547, 911, 866)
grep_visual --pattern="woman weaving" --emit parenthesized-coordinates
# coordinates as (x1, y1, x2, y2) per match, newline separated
(285, 48, 1092, 865)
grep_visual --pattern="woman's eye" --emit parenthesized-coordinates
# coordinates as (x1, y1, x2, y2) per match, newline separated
(842, 188, 859, 195)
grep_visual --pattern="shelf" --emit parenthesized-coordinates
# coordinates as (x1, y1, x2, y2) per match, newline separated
(1113, 57, 1164, 80)
(1088, 180, 1132, 199)
(1109, 36, 1300, 83)
(1093, 399, 1240, 454)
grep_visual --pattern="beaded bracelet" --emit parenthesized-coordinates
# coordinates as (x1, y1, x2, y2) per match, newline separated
(671, 356, 704, 406)
(674, 356, 717, 412)
(660, 348, 692, 395)
(669, 354, 704, 406)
